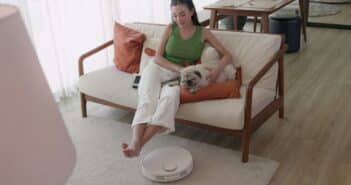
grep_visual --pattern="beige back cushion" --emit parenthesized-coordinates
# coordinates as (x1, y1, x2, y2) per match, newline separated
(126, 23, 164, 73)
(126, 23, 282, 90)
(210, 30, 281, 90)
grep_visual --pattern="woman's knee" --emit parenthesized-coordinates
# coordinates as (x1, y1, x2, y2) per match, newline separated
(147, 124, 164, 130)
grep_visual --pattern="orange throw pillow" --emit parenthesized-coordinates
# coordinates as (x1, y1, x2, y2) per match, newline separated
(180, 67, 242, 104)
(113, 22, 146, 73)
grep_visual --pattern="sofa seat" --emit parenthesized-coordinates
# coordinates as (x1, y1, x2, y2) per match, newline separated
(78, 66, 276, 130)
(79, 66, 138, 108)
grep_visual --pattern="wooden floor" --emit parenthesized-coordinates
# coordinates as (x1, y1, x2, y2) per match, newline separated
(62, 27, 351, 185)
(257, 27, 351, 185)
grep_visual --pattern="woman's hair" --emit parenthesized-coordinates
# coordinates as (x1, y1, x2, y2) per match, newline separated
(170, 0, 200, 26)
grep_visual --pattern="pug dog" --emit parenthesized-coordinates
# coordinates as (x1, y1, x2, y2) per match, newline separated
(180, 63, 236, 93)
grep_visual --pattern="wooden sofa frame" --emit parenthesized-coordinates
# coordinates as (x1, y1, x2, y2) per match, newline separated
(78, 29, 287, 163)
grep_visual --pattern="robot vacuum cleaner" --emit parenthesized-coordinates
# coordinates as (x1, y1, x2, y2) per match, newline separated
(141, 147, 193, 182)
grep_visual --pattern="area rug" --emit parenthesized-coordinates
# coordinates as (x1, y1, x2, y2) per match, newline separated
(288, 1, 343, 17)
(310, 0, 351, 4)
(62, 109, 279, 185)
(308, 2, 343, 17)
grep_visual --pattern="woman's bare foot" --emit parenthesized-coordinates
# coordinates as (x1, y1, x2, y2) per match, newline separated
(121, 141, 141, 158)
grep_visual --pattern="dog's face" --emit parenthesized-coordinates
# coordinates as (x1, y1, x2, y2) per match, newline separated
(180, 68, 203, 90)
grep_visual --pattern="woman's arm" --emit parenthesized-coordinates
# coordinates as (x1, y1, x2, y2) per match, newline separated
(155, 24, 183, 73)
(202, 28, 233, 82)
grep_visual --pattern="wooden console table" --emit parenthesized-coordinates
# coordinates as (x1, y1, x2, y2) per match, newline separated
(204, 0, 307, 41)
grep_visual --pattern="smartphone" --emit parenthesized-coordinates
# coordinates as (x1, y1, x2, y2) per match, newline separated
(132, 75, 141, 89)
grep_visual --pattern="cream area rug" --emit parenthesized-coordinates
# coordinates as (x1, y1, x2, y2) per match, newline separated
(311, 0, 351, 4)
(62, 105, 279, 185)
(287, 1, 343, 17)
(308, 2, 343, 17)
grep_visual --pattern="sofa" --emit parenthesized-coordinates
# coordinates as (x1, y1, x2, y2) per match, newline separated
(78, 23, 287, 163)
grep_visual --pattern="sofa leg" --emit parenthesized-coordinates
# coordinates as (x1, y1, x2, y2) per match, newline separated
(279, 106, 284, 119)
(241, 129, 250, 163)
(80, 93, 87, 118)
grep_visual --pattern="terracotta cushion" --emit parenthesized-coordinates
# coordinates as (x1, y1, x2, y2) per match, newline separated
(113, 22, 146, 73)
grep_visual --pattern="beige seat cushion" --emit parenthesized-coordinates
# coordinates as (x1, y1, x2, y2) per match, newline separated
(78, 66, 138, 108)
(177, 86, 275, 130)
(79, 66, 275, 130)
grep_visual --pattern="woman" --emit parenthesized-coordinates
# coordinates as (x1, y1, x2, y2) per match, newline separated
(121, 0, 233, 158)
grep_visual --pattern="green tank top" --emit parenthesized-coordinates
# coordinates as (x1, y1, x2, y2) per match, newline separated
(164, 24, 204, 66)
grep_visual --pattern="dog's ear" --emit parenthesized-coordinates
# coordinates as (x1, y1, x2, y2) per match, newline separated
(194, 70, 202, 78)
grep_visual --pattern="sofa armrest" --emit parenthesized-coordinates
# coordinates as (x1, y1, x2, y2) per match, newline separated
(244, 43, 288, 128)
(78, 40, 113, 77)
(247, 44, 288, 91)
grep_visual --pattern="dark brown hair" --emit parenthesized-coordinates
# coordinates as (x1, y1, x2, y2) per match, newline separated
(170, 0, 200, 26)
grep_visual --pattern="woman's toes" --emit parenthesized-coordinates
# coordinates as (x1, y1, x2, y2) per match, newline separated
(121, 143, 131, 157)
(121, 141, 142, 158)
(121, 143, 128, 149)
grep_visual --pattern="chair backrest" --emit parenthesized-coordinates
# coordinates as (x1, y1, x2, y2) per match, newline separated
(127, 23, 282, 90)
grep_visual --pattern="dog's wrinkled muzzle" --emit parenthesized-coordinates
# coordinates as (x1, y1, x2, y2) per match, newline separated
(186, 80, 193, 86)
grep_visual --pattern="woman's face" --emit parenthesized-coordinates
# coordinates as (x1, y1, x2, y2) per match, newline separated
(171, 4, 194, 28)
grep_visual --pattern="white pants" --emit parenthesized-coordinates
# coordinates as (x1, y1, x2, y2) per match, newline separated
(132, 62, 180, 134)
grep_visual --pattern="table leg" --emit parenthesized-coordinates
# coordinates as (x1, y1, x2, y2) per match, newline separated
(232, 15, 238, 31)
(299, 0, 307, 42)
(261, 15, 269, 33)
(209, 10, 217, 29)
